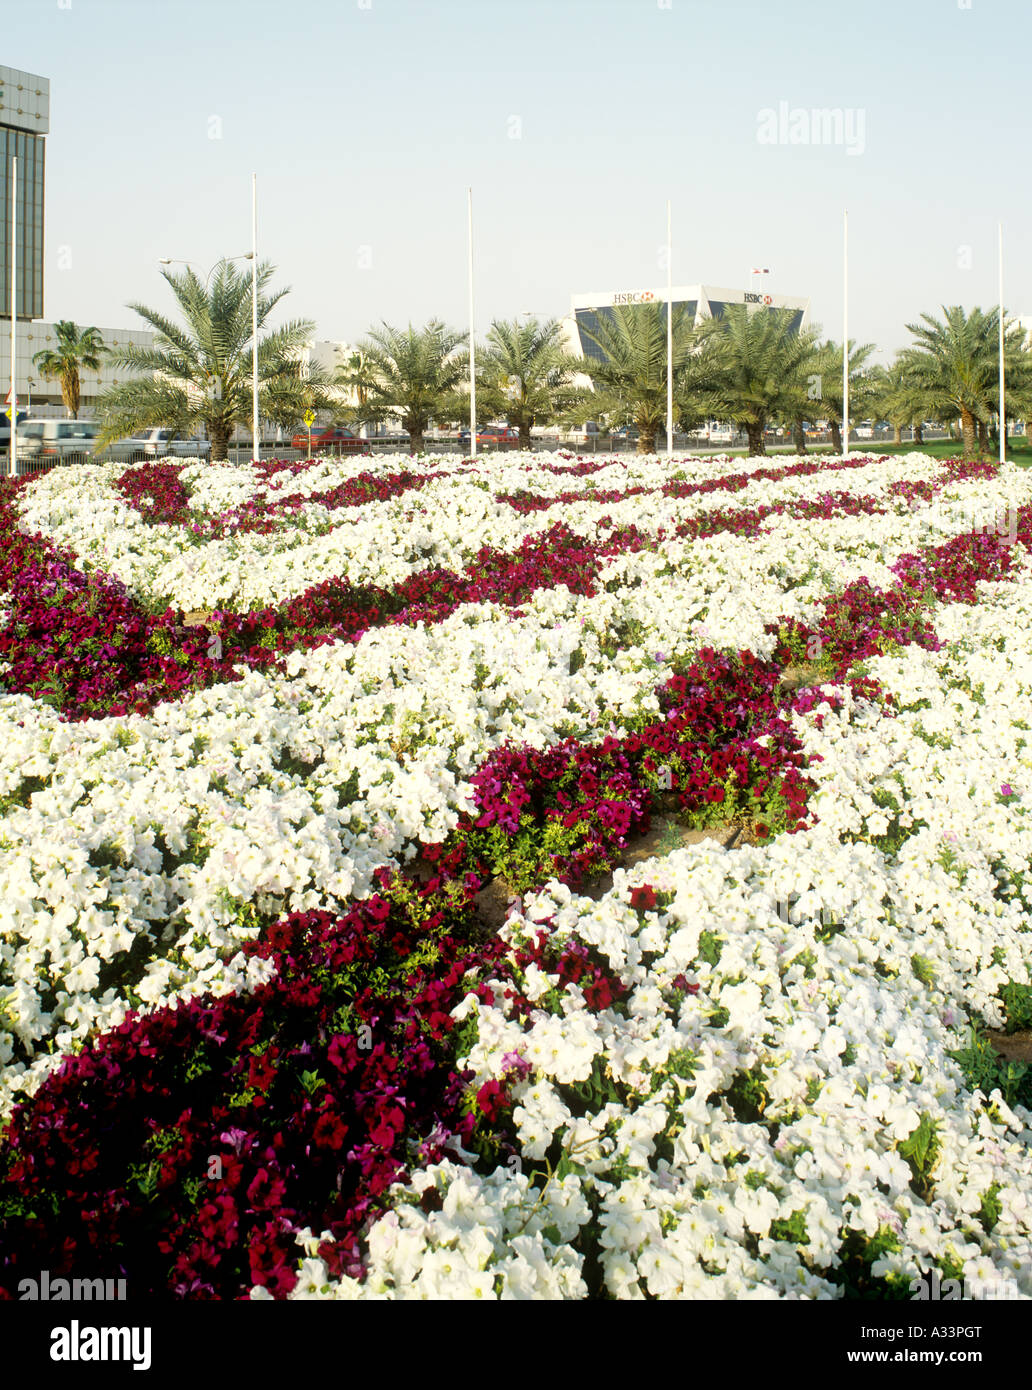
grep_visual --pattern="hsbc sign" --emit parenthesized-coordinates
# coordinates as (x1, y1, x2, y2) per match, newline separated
(612, 290, 657, 305)
(745, 292, 775, 305)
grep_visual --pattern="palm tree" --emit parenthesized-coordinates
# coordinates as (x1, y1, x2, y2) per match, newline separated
(94, 260, 323, 460)
(693, 304, 820, 456)
(575, 301, 699, 453)
(32, 321, 105, 419)
(476, 317, 584, 450)
(868, 358, 929, 446)
(808, 338, 877, 451)
(900, 305, 1032, 459)
(337, 321, 468, 454)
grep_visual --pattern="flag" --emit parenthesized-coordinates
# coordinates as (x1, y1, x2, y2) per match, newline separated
(751, 267, 771, 275)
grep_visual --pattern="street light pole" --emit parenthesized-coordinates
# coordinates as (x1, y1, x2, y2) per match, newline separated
(467, 188, 476, 461)
(998, 221, 1006, 465)
(252, 174, 260, 464)
(666, 198, 673, 459)
(9, 155, 17, 478)
(842, 209, 849, 459)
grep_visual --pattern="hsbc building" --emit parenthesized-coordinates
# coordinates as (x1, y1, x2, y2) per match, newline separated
(563, 284, 811, 363)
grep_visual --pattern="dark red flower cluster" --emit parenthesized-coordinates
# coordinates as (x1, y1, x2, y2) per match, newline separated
(0, 874, 509, 1300)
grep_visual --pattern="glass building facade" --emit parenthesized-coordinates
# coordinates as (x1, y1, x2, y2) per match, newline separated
(567, 287, 810, 366)
(574, 302, 699, 363)
(0, 124, 45, 320)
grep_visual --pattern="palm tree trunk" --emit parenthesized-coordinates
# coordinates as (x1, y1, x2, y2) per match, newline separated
(913, 422, 924, 446)
(63, 373, 80, 420)
(977, 417, 989, 456)
(830, 420, 842, 452)
(960, 408, 977, 459)
(745, 422, 765, 457)
(518, 424, 532, 451)
(637, 423, 657, 454)
(210, 419, 231, 462)
(893, 423, 902, 445)
(410, 430, 425, 454)
(793, 419, 807, 453)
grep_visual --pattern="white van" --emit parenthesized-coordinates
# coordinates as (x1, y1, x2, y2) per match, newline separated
(557, 420, 601, 446)
(15, 418, 104, 465)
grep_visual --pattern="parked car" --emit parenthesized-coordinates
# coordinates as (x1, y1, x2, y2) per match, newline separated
(457, 425, 519, 446)
(103, 428, 212, 463)
(290, 425, 366, 454)
(15, 418, 110, 465)
(611, 424, 639, 440)
(557, 421, 602, 446)
(854, 420, 875, 439)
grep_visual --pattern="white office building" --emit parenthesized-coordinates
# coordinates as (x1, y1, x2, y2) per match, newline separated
(0, 321, 155, 416)
(563, 284, 811, 367)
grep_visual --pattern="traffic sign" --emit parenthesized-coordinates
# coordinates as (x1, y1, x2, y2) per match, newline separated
(303, 409, 316, 427)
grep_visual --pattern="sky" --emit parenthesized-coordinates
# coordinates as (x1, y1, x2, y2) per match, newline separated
(5, 0, 1030, 360)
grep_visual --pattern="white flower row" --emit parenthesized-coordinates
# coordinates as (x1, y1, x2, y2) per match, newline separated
(1, 457, 1029, 1116)
(14, 451, 947, 614)
(282, 551, 1032, 1299)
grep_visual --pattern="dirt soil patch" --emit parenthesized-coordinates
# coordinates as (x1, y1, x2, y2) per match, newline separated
(987, 1030, 1032, 1063)
(182, 610, 214, 627)
(779, 663, 828, 693)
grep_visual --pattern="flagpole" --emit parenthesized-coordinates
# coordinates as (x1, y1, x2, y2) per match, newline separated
(842, 209, 849, 459)
(998, 221, 1006, 465)
(251, 172, 259, 465)
(9, 155, 17, 479)
(467, 187, 476, 461)
(666, 198, 673, 458)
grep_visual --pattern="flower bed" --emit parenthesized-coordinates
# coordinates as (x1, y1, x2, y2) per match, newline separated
(1, 449, 1031, 1300)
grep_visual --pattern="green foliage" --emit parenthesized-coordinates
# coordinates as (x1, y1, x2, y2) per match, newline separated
(898, 1113, 940, 1200)
(769, 1209, 808, 1245)
(95, 259, 323, 458)
(978, 1182, 1003, 1235)
(32, 320, 104, 419)
(475, 317, 586, 443)
(1000, 981, 1032, 1032)
(948, 1023, 1031, 1111)
(696, 930, 723, 968)
(901, 305, 1032, 456)
(725, 1065, 769, 1124)
(690, 304, 822, 455)
(465, 812, 611, 895)
(911, 954, 937, 987)
(339, 320, 469, 446)
(574, 301, 701, 453)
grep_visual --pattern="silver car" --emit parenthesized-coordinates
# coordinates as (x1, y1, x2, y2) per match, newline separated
(15, 418, 108, 467)
(104, 428, 211, 462)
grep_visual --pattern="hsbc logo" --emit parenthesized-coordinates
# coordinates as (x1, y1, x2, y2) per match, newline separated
(612, 291, 656, 305)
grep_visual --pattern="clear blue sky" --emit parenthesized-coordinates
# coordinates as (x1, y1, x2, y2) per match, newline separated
(6, 0, 1029, 359)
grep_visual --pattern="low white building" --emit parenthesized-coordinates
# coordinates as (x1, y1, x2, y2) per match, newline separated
(0, 319, 155, 416)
